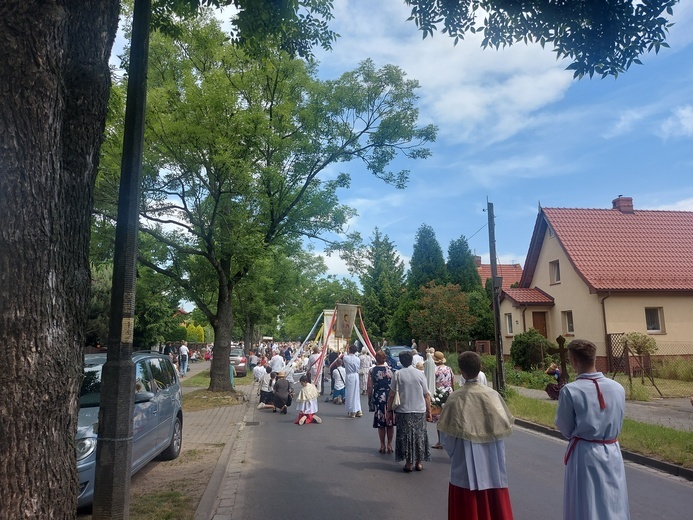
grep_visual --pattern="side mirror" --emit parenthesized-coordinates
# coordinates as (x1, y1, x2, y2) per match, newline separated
(134, 391, 155, 404)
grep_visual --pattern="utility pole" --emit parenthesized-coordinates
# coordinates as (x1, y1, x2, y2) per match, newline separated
(487, 201, 506, 394)
(93, 0, 151, 517)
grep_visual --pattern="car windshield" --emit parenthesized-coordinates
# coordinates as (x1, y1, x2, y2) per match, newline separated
(230, 349, 244, 357)
(388, 347, 409, 357)
(80, 363, 104, 408)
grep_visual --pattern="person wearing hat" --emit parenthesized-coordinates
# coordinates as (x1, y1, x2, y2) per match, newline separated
(431, 351, 454, 449)
(272, 371, 291, 414)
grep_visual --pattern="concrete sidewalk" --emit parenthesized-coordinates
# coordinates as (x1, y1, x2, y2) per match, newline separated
(176, 359, 256, 520)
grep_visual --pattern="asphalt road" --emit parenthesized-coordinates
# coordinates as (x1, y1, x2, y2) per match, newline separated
(235, 389, 692, 520)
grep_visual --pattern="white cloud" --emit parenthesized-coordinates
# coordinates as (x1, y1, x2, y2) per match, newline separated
(318, 0, 575, 147)
(316, 251, 353, 277)
(666, 2, 693, 50)
(646, 197, 693, 211)
(602, 109, 648, 138)
(660, 105, 693, 138)
(463, 154, 574, 189)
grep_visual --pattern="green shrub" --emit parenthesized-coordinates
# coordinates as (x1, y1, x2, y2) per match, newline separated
(651, 358, 693, 383)
(504, 363, 556, 390)
(627, 382, 651, 402)
(443, 351, 499, 377)
(510, 329, 557, 371)
(623, 332, 658, 355)
(481, 354, 496, 374)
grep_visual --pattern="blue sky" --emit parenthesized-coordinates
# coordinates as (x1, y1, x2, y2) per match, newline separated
(303, 0, 693, 278)
(112, 1, 693, 281)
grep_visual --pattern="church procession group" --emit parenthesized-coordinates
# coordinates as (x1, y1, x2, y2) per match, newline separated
(247, 304, 629, 520)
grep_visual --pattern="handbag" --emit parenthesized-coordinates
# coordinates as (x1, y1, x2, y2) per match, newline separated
(391, 372, 401, 411)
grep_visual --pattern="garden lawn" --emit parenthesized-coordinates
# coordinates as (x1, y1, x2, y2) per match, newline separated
(506, 392, 693, 469)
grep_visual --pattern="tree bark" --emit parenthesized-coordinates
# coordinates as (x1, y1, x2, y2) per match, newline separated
(0, 1, 119, 516)
(244, 316, 253, 355)
(208, 287, 234, 392)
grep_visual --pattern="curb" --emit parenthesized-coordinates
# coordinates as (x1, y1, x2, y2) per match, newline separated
(194, 383, 254, 520)
(514, 419, 693, 482)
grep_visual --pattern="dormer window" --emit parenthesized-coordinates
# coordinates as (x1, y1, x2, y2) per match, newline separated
(550, 260, 561, 284)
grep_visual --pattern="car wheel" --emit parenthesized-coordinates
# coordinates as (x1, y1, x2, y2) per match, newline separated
(158, 415, 182, 460)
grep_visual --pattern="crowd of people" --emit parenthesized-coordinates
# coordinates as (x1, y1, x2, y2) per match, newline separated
(197, 335, 635, 520)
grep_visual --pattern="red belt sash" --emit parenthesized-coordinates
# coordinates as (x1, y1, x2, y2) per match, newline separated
(564, 436, 619, 465)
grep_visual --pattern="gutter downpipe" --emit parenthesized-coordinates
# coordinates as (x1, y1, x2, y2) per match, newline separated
(600, 292, 611, 370)
(522, 305, 528, 332)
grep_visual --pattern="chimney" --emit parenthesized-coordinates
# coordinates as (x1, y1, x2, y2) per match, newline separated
(612, 196, 634, 214)
(474, 255, 482, 267)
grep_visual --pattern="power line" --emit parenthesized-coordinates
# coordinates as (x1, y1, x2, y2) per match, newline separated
(466, 222, 487, 241)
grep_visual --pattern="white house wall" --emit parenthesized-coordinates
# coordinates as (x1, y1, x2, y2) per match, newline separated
(603, 293, 693, 354)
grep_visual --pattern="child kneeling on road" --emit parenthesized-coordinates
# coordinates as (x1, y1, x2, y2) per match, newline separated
(295, 375, 322, 425)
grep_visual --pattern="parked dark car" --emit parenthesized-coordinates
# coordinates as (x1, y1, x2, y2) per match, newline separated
(76, 352, 183, 508)
(229, 348, 247, 377)
(385, 346, 411, 370)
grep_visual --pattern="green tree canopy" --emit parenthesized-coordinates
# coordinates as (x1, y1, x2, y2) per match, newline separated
(447, 235, 482, 292)
(359, 229, 405, 338)
(403, 0, 679, 78)
(408, 282, 476, 348)
(100, 15, 435, 389)
(408, 223, 447, 290)
(466, 289, 494, 341)
(149, 0, 338, 58)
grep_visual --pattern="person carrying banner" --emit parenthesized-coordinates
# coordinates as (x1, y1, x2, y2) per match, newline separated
(307, 345, 322, 394)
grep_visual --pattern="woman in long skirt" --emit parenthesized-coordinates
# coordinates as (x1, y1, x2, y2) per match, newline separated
(386, 351, 432, 472)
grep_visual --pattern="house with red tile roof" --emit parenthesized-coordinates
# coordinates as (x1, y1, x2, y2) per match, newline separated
(499, 196, 693, 371)
(474, 256, 523, 290)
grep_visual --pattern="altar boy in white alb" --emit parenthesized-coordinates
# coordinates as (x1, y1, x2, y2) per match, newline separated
(555, 339, 629, 520)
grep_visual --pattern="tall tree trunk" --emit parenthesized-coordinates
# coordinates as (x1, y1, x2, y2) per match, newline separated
(0, 1, 119, 516)
(244, 316, 254, 355)
(209, 289, 234, 391)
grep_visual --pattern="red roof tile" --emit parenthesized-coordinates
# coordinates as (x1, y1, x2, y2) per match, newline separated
(501, 288, 554, 305)
(531, 206, 693, 291)
(477, 264, 523, 289)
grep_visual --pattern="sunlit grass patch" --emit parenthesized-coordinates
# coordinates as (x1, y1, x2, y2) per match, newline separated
(182, 389, 242, 412)
(506, 390, 557, 429)
(505, 392, 693, 468)
(180, 370, 210, 388)
(130, 490, 194, 520)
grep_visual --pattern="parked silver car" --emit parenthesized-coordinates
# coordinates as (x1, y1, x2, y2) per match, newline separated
(76, 352, 183, 508)
(229, 348, 247, 377)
